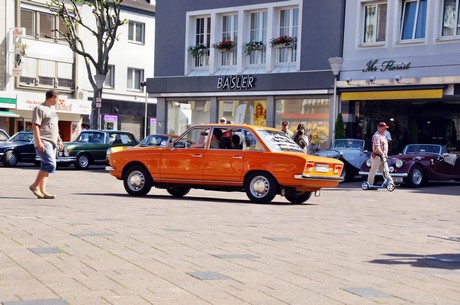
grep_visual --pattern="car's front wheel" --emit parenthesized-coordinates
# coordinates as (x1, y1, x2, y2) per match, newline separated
(123, 165, 152, 196)
(166, 187, 190, 198)
(75, 153, 91, 170)
(245, 172, 278, 204)
(407, 165, 424, 187)
(285, 192, 312, 204)
(3, 150, 19, 167)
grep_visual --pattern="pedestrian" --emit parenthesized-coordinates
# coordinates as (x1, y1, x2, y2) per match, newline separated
(29, 89, 63, 199)
(293, 123, 309, 153)
(281, 121, 294, 138)
(219, 117, 227, 124)
(367, 121, 393, 188)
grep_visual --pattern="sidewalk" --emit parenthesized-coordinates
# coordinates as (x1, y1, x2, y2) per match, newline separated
(0, 167, 459, 305)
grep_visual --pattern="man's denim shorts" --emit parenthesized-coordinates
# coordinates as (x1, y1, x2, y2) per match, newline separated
(35, 142, 57, 173)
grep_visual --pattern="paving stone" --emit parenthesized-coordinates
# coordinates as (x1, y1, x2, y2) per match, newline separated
(342, 287, 390, 298)
(187, 271, 229, 281)
(2, 299, 68, 305)
(27, 247, 62, 254)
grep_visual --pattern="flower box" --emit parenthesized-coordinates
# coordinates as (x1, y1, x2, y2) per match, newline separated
(270, 35, 296, 48)
(187, 44, 208, 58)
(244, 41, 265, 55)
(212, 40, 235, 52)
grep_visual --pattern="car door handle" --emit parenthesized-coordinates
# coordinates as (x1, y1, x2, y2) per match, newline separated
(232, 155, 243, 159)
(192, 154, 203, 158)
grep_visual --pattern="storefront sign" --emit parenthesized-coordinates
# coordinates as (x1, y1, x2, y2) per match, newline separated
(17, 94, 92, 115)
(217, 74, 255, 90)
(363, 59, 411, 72)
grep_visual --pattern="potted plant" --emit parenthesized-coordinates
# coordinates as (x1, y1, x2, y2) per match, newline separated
(212, 39, 235, 52)
(243, 41, 264, 55)
(269, 35, 296, 48)
(187, 43, 208, 58)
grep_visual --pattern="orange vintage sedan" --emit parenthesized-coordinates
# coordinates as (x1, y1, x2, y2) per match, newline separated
(106, 124, 343, 204)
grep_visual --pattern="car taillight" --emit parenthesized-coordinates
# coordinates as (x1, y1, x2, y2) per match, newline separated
(304, 162, 314, 173)
(333, 164, 343, 174)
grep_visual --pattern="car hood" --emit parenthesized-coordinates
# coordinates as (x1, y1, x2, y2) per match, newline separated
(0, 142, 28, 151)
(315, 149, 341, 159)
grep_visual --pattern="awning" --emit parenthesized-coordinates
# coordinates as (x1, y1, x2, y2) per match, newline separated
(0, 110, 20, 118)
(341, 89, 443, 101)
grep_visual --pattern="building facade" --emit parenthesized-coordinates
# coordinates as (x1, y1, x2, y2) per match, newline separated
(0, 0, 156, 141)
(148, 0, 345, 151)
(339, 0, 460, 153)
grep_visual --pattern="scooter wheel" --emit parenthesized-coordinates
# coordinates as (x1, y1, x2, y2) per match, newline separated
(386, 183, 395, 192)
(361, 182, 370, 190)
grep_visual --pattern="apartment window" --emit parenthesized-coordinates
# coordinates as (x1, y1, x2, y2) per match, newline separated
(442, 0, 460, 36)
(128, 21, 145, 44)
(248, 11, 267, 65)
(20, 8, 68, 39)
(219, 14, 238, 66)
(277, 8, 298, 63)
(127, 68, 144, 90)
(19, 58, 73, 89)
(57, 62, 73, 88)
(400, 0, 427, 40)
(193, 17, 211, 68)
(104, 65, 115, 88)
(363, 2, 387, 43)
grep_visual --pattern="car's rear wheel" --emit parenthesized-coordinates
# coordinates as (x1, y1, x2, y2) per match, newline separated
(245, 172, 278, 204)
(166, 187, 190, 198)
(123, 165, 152, 196)
(75, 153, 91, 170)
(285, 192, 312, 204)
(407, 165, 424, 187)
(3, 150, 18, 167)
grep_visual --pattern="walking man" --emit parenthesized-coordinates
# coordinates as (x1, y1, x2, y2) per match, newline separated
(281, 121, 294, 139)
(30, 89, 63, 199)
(367, 121, 393, 187)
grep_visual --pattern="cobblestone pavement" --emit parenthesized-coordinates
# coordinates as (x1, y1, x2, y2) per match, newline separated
(0, 166, 459, 305)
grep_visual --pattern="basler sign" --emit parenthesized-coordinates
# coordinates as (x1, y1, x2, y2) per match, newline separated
(217, 74, 255, 90)
(362, 59, 411, 72)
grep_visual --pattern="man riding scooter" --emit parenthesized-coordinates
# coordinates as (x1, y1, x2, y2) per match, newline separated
(366, 121, 394, 190)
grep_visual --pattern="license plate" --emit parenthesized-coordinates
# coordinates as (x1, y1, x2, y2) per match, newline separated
(315, 164, 329, 173)
(393, 177, 403, 183)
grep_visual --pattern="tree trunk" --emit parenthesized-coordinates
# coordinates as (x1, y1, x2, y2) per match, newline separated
(90, 87, 102, 130)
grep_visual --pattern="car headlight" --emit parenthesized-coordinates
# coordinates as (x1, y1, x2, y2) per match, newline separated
(63, 147, 70, 157)
(107, 147, 113, 155)
(366, 159, 372, 167)
(395, 158, 403, 168)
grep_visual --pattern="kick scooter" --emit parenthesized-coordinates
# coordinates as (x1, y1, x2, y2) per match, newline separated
(361, 156, 395, 192)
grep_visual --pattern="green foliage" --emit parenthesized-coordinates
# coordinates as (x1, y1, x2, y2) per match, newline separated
(243, 41, 264, 55)
(335, 113, 346, 139)
(187, 44, 208, 58)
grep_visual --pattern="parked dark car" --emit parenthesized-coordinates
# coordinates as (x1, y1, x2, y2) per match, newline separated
(0, 131, 37, 167)
(359, 144, 460, 187)
(57, 130, 138, 169)
(315, 138, 370, 181)
(0, 129, 10, 143)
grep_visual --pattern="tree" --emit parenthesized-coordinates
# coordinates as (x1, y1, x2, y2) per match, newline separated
(49, 0, 126, 129)
(335, 113, 346, 139)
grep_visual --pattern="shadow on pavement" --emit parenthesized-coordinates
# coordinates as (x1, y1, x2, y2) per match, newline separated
(369, 253, 460, 270)
(74, 192, 318, 206)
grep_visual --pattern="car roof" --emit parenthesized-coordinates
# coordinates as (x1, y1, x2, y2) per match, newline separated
(189, 124, 280, 132)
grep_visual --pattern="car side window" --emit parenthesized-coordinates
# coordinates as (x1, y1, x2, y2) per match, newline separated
(176, 127, 208, 148)
(242, 129, 264, 151)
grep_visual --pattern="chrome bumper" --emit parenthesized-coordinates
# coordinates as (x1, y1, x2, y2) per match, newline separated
(105, 166, 115, 171)
(56, 156, 76, 163)
(294, 174, 344, 182)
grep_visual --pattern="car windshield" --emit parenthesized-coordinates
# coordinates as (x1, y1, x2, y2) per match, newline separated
(75, 132, 105, 143)
(8, 132, 33, 143)
(139, 135, 170, 147)
(332, 139, 364, 150)
(257, 130, 304, 153)
(404, 144, 441, 155)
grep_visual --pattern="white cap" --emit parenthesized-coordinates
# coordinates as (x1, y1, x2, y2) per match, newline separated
(219, 117, 226, 123)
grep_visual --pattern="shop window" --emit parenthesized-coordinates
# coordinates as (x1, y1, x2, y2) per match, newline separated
(218, 100, 267, 126)
(400, 0, 427, 40)
(167, 100, 211, 135)
(127, 68, 144, 90)
(275, 98, 330, 152)
(442, 0, 460, 37)
(128, 21, 145, 44)
(362, 1, 387, 44)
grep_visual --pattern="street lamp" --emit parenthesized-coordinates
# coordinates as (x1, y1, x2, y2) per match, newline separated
(328, 57, 343, 142)
(140, 81, 148, 139)
(94, 74, 106, 130)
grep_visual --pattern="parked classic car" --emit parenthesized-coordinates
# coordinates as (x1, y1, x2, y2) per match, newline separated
(315, 138, 370, 181)
(57, 130, 138, 169)
(359, 144, 460, 187)
(0, 129, 10, 143)
(107, 124, 344, 204)
(0, 131, 37, 167)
